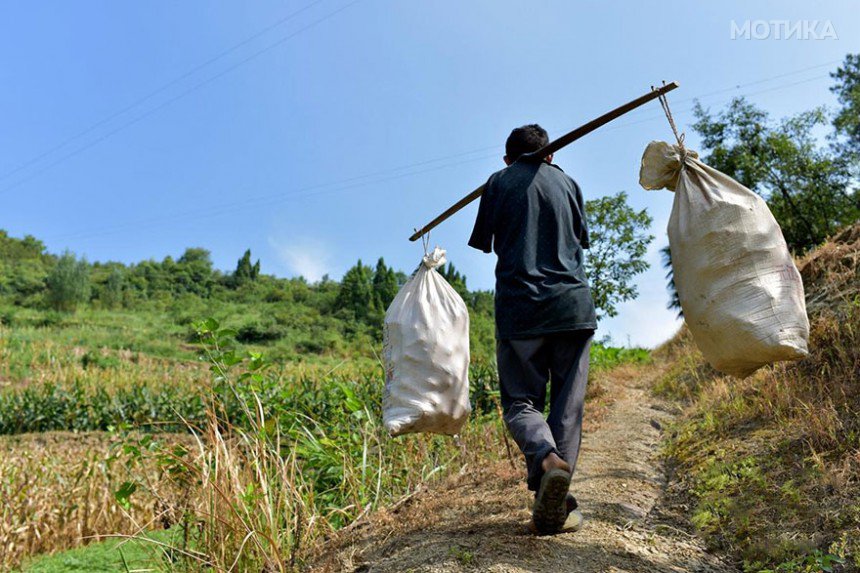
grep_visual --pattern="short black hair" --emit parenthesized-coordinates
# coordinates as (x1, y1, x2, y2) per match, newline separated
(505, 124, 549, 161)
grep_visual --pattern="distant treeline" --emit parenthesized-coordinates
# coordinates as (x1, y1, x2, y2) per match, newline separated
(0, 230, 498, 359)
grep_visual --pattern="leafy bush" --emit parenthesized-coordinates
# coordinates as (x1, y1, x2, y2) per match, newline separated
(235, 320, 287, 343)
(80, 350, 121, 370)
(45, 252, 90, 312)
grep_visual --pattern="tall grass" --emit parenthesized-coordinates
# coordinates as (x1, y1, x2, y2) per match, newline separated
(0, 432, 179, 571)
(53, 319, 508, 572)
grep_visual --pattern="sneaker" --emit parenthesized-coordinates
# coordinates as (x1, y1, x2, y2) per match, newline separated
(532, 468, 571, 534)
(562, 508, 584, 532)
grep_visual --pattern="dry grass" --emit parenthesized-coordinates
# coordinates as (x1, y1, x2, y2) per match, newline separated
(0, 417, 508, 572)
(112, 398, 510, 572)
(0, 432, 185, 571)
(798, 223, 860, 315)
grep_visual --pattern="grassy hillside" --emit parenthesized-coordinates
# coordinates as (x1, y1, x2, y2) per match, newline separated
(656, 223, 860, 572)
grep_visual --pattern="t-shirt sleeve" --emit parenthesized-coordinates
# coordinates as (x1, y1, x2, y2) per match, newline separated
(574, 180, 590, 250)
(468, 177, 495, 253)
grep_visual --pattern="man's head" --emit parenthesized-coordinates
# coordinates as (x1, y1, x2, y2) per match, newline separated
(504, 124, 551, 165)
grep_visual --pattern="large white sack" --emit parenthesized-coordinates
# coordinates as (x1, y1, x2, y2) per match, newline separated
(639, 141, 809, 378)
(382, 247, 471, 436)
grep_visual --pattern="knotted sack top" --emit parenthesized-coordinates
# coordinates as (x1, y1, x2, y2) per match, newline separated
(422, 246, 447, 269)
(638, 140, 699, 192)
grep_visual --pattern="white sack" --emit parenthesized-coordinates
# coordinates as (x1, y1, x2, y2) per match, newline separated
(382, 247, 471, 436)
(639, 141, 809, 378)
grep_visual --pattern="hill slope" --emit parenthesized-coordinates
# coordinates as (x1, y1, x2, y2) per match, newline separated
(656, 223, 859, 571)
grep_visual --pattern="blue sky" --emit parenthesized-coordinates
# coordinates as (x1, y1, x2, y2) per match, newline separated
(1, 1, 858, 347)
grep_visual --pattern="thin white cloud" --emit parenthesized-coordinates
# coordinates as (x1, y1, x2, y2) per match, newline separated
(268, 236, 331, 282)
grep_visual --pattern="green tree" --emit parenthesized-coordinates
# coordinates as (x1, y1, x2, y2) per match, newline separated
(336, 260, 374, 321)
(233, 249, 261, 287)
(439, 262, 468, 299)
(131, 259, 170, 298)
(692, 97, 858, 252)
(175, 248, 215, 296)
(371, 258, 399, 311)
(585, 191, 654, 319)
(0, 231, 50, 302)
(46, 252, 91, 312)
(100, 267, 125, 309)
(831, 53, 860, 159)
(660, 246, 682, 318)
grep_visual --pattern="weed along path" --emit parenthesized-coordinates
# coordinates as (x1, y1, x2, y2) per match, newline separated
(312, 365, 739, 573)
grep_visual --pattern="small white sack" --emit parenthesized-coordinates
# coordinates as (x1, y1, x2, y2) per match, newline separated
(640, 141, 809, 378)
(382, 247, 471, 436)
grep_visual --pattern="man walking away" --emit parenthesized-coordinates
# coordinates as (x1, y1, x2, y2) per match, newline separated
(468, 124, 596, 534)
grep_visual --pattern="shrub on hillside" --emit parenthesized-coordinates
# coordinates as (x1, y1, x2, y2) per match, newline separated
(45, 252, 90, 312)
(236, 320, 287, 343)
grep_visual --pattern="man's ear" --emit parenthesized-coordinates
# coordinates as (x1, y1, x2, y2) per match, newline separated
(546, 153, 553, 163)
(503, 155, 512, 166)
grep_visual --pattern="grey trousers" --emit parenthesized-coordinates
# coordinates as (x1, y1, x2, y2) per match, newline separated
(496, 330, 593, 491)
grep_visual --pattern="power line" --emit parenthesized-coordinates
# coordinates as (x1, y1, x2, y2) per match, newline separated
(45, 150, 502, 242)
(670, 59, 839, 104)
(0, 0, 326, 185)
(45, 144, 502, 241)
(605, 59, 841, 123)
(0, 0, 362, 196)
(0, 38, 838, 199)
(37, 62, 843, 242)
(596, 74, 831, 135)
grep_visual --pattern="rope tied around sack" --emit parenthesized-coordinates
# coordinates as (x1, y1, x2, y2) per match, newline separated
(654, 82, 687, 158)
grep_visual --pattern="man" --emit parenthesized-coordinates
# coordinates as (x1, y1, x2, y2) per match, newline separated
(468, 124, 596, 534)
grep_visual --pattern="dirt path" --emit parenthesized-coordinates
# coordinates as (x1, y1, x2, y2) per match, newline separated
(312, 366, 738, 573)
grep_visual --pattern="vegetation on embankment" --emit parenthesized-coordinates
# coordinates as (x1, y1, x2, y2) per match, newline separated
(655, 224, 860, 573)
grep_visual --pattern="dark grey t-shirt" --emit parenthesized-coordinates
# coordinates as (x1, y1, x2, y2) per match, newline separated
(468, 157, 597, 339)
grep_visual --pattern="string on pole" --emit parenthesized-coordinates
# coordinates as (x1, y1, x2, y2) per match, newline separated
(655, 82, 686, 152)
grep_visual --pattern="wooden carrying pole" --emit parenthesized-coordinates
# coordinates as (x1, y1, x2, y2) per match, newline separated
(409, 81, 680, 241)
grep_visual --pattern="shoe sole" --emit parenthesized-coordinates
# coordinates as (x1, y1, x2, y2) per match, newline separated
(532, 468, 571, 534)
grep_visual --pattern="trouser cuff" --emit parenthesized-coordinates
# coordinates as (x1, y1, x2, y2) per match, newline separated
(527, 444, 559, 491)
